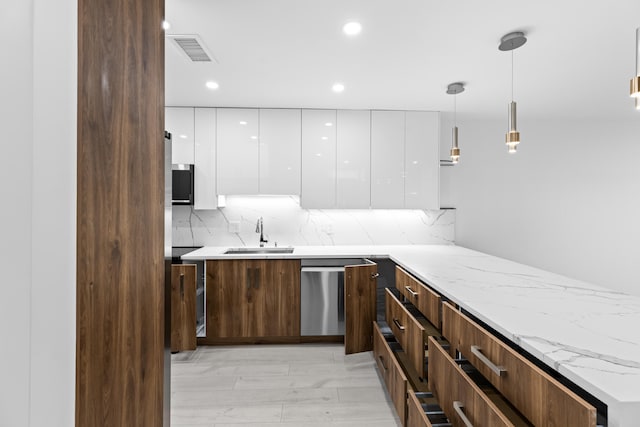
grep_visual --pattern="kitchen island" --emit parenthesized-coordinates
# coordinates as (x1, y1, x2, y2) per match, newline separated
(182, 244, 640, 427)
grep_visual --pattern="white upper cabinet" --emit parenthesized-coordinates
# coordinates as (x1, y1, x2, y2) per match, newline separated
(259, 109, 301, 195)
(216, 108, 260, 195)
(301, 109, 337, 208)
(166, 107, 194, 164)
(371, 111, 405, 208)
(337, 110, 371, 208)
(194, 108, 217, 209)
(405, 111, 439, 209)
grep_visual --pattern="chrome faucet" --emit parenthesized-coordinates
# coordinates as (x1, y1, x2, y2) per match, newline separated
(255, 217, 268, 247)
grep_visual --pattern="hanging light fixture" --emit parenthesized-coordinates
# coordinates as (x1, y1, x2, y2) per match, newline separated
(631, 27, 640, 108)
(499, 31, 527, 153)
(446, 83, 465, 164)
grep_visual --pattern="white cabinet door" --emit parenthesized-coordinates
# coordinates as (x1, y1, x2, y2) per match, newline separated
(259, 109, 301, 195)
(194, 108, 217, 209)
(301, 109, 337, 208)
(337, 110, 371, 208)
(216, 108, 259, 195)
(166, 107, 194, 164)
(405, 111, 439, 209)
(371, 111, 405, 208)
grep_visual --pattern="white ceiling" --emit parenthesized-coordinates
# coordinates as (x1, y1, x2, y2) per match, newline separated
(165, 0, 640, 120)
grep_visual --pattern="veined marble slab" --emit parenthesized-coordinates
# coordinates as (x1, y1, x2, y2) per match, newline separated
(183, 245, 640, 426)
(173, 195, 455, 247)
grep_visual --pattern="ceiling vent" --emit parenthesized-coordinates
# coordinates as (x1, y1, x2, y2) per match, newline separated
(168, 34, 217, 63)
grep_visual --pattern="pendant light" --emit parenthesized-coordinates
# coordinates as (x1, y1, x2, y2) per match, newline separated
(499, 32, 527, 153)
(447, 83, 465, 164)
(631, 27, 640, 108)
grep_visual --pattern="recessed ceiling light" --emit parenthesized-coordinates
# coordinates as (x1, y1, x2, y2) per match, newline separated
(321, 136, 328, 140)
(332, 83, 345, 93)
(205, 81, 219, 90)
(239, 121, 247, 125)
(162, 20, 171, 30)
(343, 21, 362, 36)
(250, 135, 258, 140)
(179, 134, 187, 139)
(325, 122, 333, 127)
(315, 153, 322, 157)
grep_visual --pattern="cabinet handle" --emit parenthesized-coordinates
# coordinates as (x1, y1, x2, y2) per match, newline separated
(179, 273, 185, 301)
(453, 401, 474, 427)
(471, 345, 506, 377)
(405, 286, 418, 297)
(378, 355, 387, 371)
(392, 318, 406, 331)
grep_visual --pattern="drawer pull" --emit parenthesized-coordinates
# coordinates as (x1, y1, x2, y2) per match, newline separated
(378, 355, 388, 371)
(404, 286, 419, 297)
(392, 318, 406, 331)
(471, 345, 506, 377)
(453, 401, 474, 427)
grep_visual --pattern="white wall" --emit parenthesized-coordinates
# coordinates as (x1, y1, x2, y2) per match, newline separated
(0, 0, 76, 426)
(440, 114, 640, 296)
(0, 2, 34, 425)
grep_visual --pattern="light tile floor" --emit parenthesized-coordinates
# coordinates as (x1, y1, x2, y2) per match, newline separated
(171, 344, 403, 427)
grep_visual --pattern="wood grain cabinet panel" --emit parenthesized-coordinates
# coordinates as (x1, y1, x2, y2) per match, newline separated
(385, 289, 426, 379)
(345, 263, 377, 354)
(407, 391, 435, 427)
(442, 303, 596, 427)
(171, 264, 197, 352)
(205, 259, 301, 339)
(76, 0, 165, 424)
(428, 336, 515, 427)
(206, 260, 250, 337)
(373, 323, 408, 424)
(249, 259, 300, 337)
(396, 266, 441, 328)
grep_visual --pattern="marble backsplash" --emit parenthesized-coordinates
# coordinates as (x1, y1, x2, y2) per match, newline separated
(173, 196, 455, 247)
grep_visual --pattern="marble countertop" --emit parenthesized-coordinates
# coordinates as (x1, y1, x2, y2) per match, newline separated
(182, 244, 640, 426)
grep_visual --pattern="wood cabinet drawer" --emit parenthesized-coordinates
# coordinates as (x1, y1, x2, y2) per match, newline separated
(407, 390, 449, 427)
(407, 390, 433, 427)
(428, 336, 516, 427)
(442, 303, 596, 427)
(396, 266, 441, 328)
(373, 322, 407, 424)
(385, 288, 426, 378)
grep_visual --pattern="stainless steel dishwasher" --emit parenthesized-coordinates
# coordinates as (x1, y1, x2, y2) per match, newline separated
(300, 259, 365, 336)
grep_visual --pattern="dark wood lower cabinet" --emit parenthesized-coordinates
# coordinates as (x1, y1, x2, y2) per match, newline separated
(171, 264, 197, 352)
(344, 263, 378, 354)
(205, 259, 300, 340)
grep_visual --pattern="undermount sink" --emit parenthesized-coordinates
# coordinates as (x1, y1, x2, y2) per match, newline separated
(224, 247, 295, 255)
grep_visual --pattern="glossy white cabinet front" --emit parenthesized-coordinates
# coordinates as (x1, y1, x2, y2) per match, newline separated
(337, 110, 371, 208)
(216, 108, 259, 194)
(259, 109, 301, 195)
(194, 108, 217, 209)
(301, 109, 337, 208)
(166, 107, 194, 164)
(405, 111, 439, 209)
(371, 111, 405, 208)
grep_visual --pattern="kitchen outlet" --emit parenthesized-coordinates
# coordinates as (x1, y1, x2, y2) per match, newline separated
(228, 221, 240, 233)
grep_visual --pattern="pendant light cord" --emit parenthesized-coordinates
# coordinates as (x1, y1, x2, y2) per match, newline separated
(511, 50, 514, 101)
(453, 93, 457, 126)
